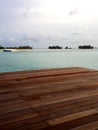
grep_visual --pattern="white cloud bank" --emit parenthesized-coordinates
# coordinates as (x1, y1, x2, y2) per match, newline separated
(0, 0, 98, 48)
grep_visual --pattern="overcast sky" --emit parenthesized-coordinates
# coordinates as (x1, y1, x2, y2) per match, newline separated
(0, 0, 98, 48)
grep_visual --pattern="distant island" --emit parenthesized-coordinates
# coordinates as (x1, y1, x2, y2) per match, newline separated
(65, 46, 72, 49)
(78, 45, 94, 49)
(0, 44, 96, 50)
(48, 46, 62, 49)
(48, 45, 94, 49)
(0, 45, 33, 49)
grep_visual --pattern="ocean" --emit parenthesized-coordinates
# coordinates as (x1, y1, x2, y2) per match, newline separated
(0, 49, 98, 72)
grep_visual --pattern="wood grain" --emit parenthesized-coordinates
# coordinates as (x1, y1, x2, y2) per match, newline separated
(0, 67, 98, 130)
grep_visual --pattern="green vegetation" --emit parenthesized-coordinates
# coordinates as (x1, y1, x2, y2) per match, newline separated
(48, 46, 72, 49)
(48, 45, 95, 49)
(65, 46, 72, 49)
(17, 46, 32, 49)
(48, 46, 62, 49)
(0, 44, 95, 50)
(78, 45, 94, 49)
(0, 45, 33, 49)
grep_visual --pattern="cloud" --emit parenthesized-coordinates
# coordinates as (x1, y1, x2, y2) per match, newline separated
(68, 8, 78, 16)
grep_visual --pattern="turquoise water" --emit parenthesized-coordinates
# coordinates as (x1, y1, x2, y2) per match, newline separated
(0, 49, 98, 72)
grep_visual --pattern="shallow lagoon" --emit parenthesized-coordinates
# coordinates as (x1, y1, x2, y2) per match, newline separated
(0, 49, 98, 72)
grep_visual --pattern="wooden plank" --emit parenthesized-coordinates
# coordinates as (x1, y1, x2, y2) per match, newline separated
(0, 101, 31, 114)
(23, 122, 48, 130)
(0, 108, 35, 119)
(72, 121, 98, 130)
(0, 112, 38, 125)
(29, 89, 98, 108)
(35, 98, 98, 117)
(47, 109, 98, 126)
(0, 67, 96, 82)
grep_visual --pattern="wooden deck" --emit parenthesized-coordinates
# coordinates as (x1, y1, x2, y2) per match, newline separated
(0, 67, 98, 130)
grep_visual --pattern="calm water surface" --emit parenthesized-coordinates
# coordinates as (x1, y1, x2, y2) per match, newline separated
(0, 49, 98, 72)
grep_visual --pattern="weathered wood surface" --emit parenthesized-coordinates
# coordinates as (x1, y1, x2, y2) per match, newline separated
(0, 67, 98, 130)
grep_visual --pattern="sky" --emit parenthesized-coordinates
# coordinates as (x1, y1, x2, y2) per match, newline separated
(0, 0, 98, 48)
